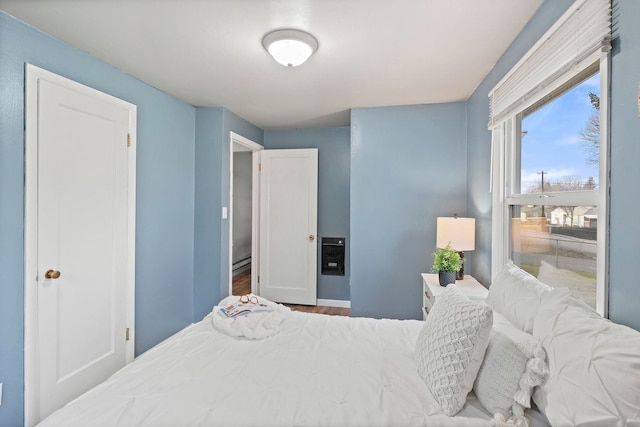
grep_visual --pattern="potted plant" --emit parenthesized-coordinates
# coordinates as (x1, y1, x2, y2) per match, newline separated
(431, 244, 463, 286)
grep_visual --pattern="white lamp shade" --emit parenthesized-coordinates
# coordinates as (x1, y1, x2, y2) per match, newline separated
(263, 29, 318, 67)
(436, 217, 475, 251)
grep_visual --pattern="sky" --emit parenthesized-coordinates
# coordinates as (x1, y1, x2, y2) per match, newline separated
(520, 74, 600, 192)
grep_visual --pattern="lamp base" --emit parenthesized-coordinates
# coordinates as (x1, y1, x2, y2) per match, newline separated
(456, 251, 465, 280)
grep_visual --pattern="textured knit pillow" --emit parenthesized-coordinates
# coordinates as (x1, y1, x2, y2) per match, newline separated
(414, 284, 493, 416)
(474, 312, 549, 426)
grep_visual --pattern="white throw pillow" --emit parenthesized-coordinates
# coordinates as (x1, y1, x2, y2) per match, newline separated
(474, 312, 549, 426)
(536, 260, 597, 307)
(414, 285, 493, 416)
(533, 293, 640, 426)
(486, 261, 570, 333)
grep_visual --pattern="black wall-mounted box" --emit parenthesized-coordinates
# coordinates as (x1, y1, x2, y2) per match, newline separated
(321, 237, 345, 276)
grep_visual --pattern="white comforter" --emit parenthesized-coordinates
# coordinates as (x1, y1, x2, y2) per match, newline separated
(38, 309, 547, 427)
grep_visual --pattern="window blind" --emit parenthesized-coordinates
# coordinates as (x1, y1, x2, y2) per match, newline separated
(488, 0, 611, 128)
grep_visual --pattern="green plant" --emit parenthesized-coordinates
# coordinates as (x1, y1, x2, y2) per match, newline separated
(430, 244, 463, 272)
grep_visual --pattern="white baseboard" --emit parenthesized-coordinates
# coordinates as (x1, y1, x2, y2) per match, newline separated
(316, 299, 351, 308)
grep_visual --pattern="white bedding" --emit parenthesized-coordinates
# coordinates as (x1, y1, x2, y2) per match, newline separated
(39, 309, 550, 427)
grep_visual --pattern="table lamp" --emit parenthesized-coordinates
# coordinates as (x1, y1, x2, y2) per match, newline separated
(436, 215, 476, 280)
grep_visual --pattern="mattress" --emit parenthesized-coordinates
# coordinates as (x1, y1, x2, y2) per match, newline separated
(38, 309, 550, 427)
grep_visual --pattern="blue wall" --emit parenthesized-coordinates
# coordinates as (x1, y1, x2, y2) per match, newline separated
(5, 1, 640, 425)
(350, 103, 467, 319)
(193, 107, 263, 321)
(0, 12, 195, 426)
(264, 127, 351, 301)
(194, 108, 225, 321)
(609, 0, 640, 330)
(465, 0, 574, 286)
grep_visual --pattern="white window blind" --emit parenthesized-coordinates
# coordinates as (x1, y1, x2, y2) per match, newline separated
(488, 0, 611, 128)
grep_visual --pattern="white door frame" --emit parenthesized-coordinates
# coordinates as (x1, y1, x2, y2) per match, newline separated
(229, 132, 263, 296)
(23, 64, 137, 427)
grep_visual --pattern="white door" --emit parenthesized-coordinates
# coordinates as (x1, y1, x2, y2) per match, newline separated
(259, 149, 318, 305)
(25, 65, 136, 424)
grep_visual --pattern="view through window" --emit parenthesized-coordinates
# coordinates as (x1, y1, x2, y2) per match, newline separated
(510, 73, 600, 309)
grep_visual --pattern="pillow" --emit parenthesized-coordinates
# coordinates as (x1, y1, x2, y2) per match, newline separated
(536, 259, 596, 308)
(414, 284, 493, 416)
(532, 293, 640, 426)
(474, 312, 549, 426)
(486, 261, 570, 333)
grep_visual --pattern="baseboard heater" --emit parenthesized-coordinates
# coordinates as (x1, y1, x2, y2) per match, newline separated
(232, 256, 251, 275)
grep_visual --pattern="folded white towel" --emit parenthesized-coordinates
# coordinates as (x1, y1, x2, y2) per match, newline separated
(211, 294, 290, 339)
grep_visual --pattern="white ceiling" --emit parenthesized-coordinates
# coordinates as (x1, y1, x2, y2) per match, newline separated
(0, 0, 543, 130)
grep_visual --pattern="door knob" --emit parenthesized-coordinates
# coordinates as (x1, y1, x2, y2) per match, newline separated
(45, 270, 61, 279)
(308, 235, 315, 241)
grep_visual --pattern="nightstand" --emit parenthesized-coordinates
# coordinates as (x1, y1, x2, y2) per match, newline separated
(421, 273, 488, 320)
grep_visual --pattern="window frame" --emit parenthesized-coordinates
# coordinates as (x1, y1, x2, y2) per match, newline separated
(491, 51, 610, 316)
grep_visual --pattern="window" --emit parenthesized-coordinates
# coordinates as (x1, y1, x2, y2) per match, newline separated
(518, 72, 600, 196)
(510, 73, 600, 310)
(489, 0, 610, 315)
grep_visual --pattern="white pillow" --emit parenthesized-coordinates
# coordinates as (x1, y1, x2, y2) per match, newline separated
(486, 261, 570, 333)
(533, 293, 640, 426)
(474, 312, 549, 426)
(414, 284, 493, 416)
(536, 259, 596, 308)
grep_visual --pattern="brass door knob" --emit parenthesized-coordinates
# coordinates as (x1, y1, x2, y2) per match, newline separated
(308, 235, 315, 241)
(45, 270, 61, 279)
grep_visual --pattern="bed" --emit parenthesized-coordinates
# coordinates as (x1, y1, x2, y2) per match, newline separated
(38, 298, 549, 427)
(39, 263, 640, 427)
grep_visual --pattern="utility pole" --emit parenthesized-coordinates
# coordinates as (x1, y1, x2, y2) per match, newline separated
(538, 170, 546, 217)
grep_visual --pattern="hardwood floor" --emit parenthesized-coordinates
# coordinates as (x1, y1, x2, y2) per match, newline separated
(232, 269, 350, 317)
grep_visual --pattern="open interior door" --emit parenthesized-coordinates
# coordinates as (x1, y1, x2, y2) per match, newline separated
(258, 149, 318, 305)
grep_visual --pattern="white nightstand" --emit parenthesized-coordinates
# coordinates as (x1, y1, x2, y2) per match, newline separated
(421, 273, 488, 320)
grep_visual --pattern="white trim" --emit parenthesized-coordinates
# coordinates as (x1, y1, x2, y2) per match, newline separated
(251, 151, 261, 295)
(231, 131, 263, 152)
(126, 97, 137, 364)
(506, 190, 599, 207)
(228, 132, 263, 298)
(316, 299, 351, 308)
(24, 64, 137, 427)
(24, 63, 39, 427)
(491, 121, 509, 280)
(596, 54, 610, 317)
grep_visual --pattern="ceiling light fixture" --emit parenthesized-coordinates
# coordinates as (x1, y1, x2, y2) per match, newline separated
(262, 29, 318, 67)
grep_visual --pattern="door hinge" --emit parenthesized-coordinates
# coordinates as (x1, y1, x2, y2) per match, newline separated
(258, 275, 260, 284)
(258, 163, 262, 171)
(127, 133, 131, 147)
(125, 327, 130, 341)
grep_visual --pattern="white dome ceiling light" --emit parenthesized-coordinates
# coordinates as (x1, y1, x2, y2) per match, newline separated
(262, 29, 318, 67)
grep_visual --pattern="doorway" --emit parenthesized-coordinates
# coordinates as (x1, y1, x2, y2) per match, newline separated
(229, 132, 262, 297)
